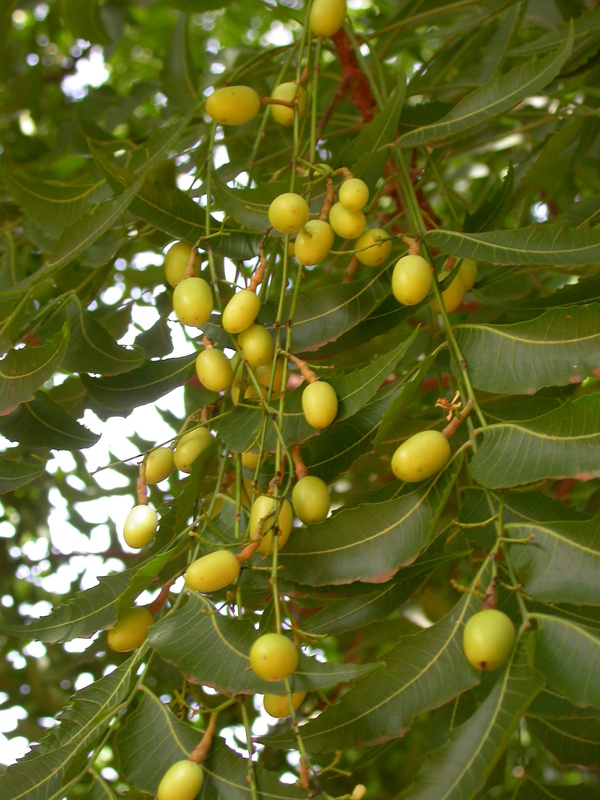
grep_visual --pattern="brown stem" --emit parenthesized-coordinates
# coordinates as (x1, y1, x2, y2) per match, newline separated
(319, 177, 336, 221)
(287, 353, 317, 383)
(249, 247, 268, 292)
(291, 445, 308, 480)
(202, 335, 214, 349)
(442, 399, 473, 439)
(184, 248, 197, 279)
(342, 254, 360, 283)
(189, 711, 218, 764)
(136, 463, 148, 506)
(148, 580, 175, 613)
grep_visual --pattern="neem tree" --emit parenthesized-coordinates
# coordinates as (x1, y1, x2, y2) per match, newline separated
(1, 1, 599, 798)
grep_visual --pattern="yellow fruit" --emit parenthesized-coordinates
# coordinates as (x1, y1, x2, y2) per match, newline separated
(355, 228, 392, 267)
(294, 220, 335, 266)
(144, 447, 174, 485)
(164, 242, 196, 287)
(238, 324, 275, 367)
(463, 609, 516, 671)
(249, 633, 298, 681)
(241, 449, 262, 468)
(309, 0, 347, 38)
(292, 476, 330, 524)
(185, 550, 240, 593)
(255, 357, 286, 393)
(205, 85, 260, 126)
(107, 607, 154, 652)
(263, 690, 307, 718)
(430, 272, 465, 314)
(458, 258, 478, 290)
(173, 277, 213, 328)
(157, 760, 204, 800)
(338, 178, 369, 212)
(271, 82, 307, 126)
(268, 193, 310, 234)
(391, 255, 432, 306)
(195, 348, 233, 393)
(302, 381, 338, 429)
(328, 202, 366, 239)
(123, 504, 158, 548)
(391, 430, 451, 482)
(222, 289, 261, 334)
(249, 495, 293, 555)
(174, 428, 213, 474)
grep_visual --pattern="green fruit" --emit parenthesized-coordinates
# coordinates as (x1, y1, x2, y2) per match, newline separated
(302, 381, 338, 429)
(222, 289, 260, 334)
(144, 447, 174, 485)
(185, 550, 240, 593)
(271, 82, 307, 126)
(157, 760, 204, 800)
(391, 430, 450, 482)
(292, 476, 330, 524)
(173, 277, 213, 328)
(338, 177, 369, 212)
(309, 0, 347, 38)
(355, 228, 392, 266)
(463, 609, 516, 671)
(237, 324, 274, 367)
(107, 607, 154, 652)
(268, 193, 310, 233)
(430, 272, 465, 314)
(391, 254, 432, 306)
(205, 85, 260, 125)
(195, 348, 233, 392)
(294, 220, 335, 266)
(123, 504, 158, 548)
(249, 632, 298, 681)
(263, 690, 306, 718)
(164, 241, 196, 287)
(328, 202, 366, 240)
(174, 428, 213, 474)
(249, 495, 293, 555)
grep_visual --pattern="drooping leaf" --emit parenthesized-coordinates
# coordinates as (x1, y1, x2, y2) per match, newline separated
(463, 163, 514, 233)
(0, 454, 46, 494)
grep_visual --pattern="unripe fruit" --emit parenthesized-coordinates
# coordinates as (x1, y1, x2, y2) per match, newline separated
(463, 609, 516, 671)
(123, 504, 158, 548)
(237, 324, 274, 367)
(292, 476, 330, 524)
(185, 550, 240, 593)
(174, 428, 213, 474)
(302, 381, 338, 429)
(205, 85, 260, 126)
(195, 348, 233, 393)
(144, 447, 174, 485)
(157, 760, 204, 800)
(338, 178, 369, 212)
(249, 633, 298, 681)
(222, 289, 260, 334)
(392, 255, 432, 306)
(255, 357, 286, 393)
(447, 258, 477, 290)
(328, 202, 366, 240)
(263, 690, 307, 718)
(268, 193, 310, 234)
(107, 607, 154, 652)
(391, 430, 451, 482)
(355, 228, 392, 267)
(164, 242, 196, 287)
(294, 220, 335, 266)
(173, 277, 213, 328)
(270, 82, 307, 126)
(309, 0, 347, 38)
(249, 495, 293, 555)
(430, 272, 465, 314)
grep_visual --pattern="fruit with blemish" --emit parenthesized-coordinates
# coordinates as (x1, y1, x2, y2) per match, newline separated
(205, 85, 260, 125)
(173, 277, 213, 327)
(294, 220, 335, 266)
(107, 607, 154, 652)
(338, 177, 369, 212)
(268, 193, 310, 233)
(391, 430, 450, 482)
(250, 632, 299, 681)
(463, 609, 516, 671)
(249, 494, 293, 555)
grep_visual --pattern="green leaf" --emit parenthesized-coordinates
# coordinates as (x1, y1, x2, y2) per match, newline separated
(278, 455, 462, 586)
(509, 7, 600, 57)
(162, 14, 198, 111)
(526, 691, 600, 768)
(463, 164, 514, 233)
(397, 633, 544, 800)
(0, 322, 69, 414)
(400, 29, 573, 146)
(513, 776, 600, 800)
(0, 390, 99, 450)
(469, 394, 600, 489)
(60, 0, 112, 45)
(453, 304, 600, 394)
(0, 454, 46, 494)
(148, 593, 379, 695)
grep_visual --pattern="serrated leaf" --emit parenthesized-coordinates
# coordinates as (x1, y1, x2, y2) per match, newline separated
(526, 693, 600, 768)
(400, 30, 573, 146)
(453, 304, 600, 394)
(397, 633, 544, 800)
(469, 395, 600, 489)
(278, 455, 462, 586)
(0, 454, 46, 494)
(162, 14, 198, 111)
(148, 593, 378, 695)
(0, 322, 69, 414)
(210, 175, 282, 230)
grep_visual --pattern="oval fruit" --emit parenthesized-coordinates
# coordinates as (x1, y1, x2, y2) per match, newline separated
(157, 760, 204, 800)
(145, 447, 174, 485)
(463, 609, 516, 671)
(302, 380, 338, 429)
(355, 228, 392, 267)
(268, 193, 310, 234)
(328, 202, 366, 240)
(338, 177, 369, 212)
(164, 241, 196, 287)
(263, 690, 307, 718)
(270, 82, 307, 126)
(391, 254, 432, 306)
(241, 449, 262, 468)
(237, 324, 274, 367)
(430, 272, 465, 314)
(195, 348, 233, 393)
(249, 632, 298, 681)
(173, 277, 213, 328)
(205, 85, 260, 126)
(391, 430, 450, 483)
(107, 607, 154, 652)
(309, 0, 347, 38)
(249, 495, 293, 555)
(255, 356, 286, 393)
(174, 428, 213, 474)
(185, 550, 240, 593)
(222, 289, 260, 334)
(294, 220, 335, 266)
(123, 504, 158, 548)
(292, 476, 330, 524)
(457, 258, 477, 290)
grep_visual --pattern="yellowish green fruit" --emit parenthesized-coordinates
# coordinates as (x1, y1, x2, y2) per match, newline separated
(309, 0, 347, 38)
(268, 193, 310, 234)
(391, 255, 432, 306)
(173, 277, 213, 328)
(249, 495, 293, 555)
(430, 272, 465, 314)
(241, 449, 262, 468)
(237, 324, 275, 367)
(164, 241, 196, 287)
(294, 220, 335, 266)
(195, 348, 233, 393)
(263, 690, 307, 718)
(174, 428, 213, 474)
(249, 633, 298, 681)
(144, 447, 174, 485)
(338, 177, 369, 212)
(205, 85, 260, 126)
(222, 289, 261, 334)
(255, 357, 286, 392)
(328, 202, 366, 240)
(292, 476, 330, 524)
(185, 550, 241, 593)
(107, 607, 154, 652)
(463, 609, 516, 671)
(157, 760, 204, 800)
(355, 228, 392, 266)
(458, 258, 478, 290)
(391, 430, 450, 483)
(270, 82, 307, 126)
(123, 504, 158, 548)
(302, 381, 338, 429)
